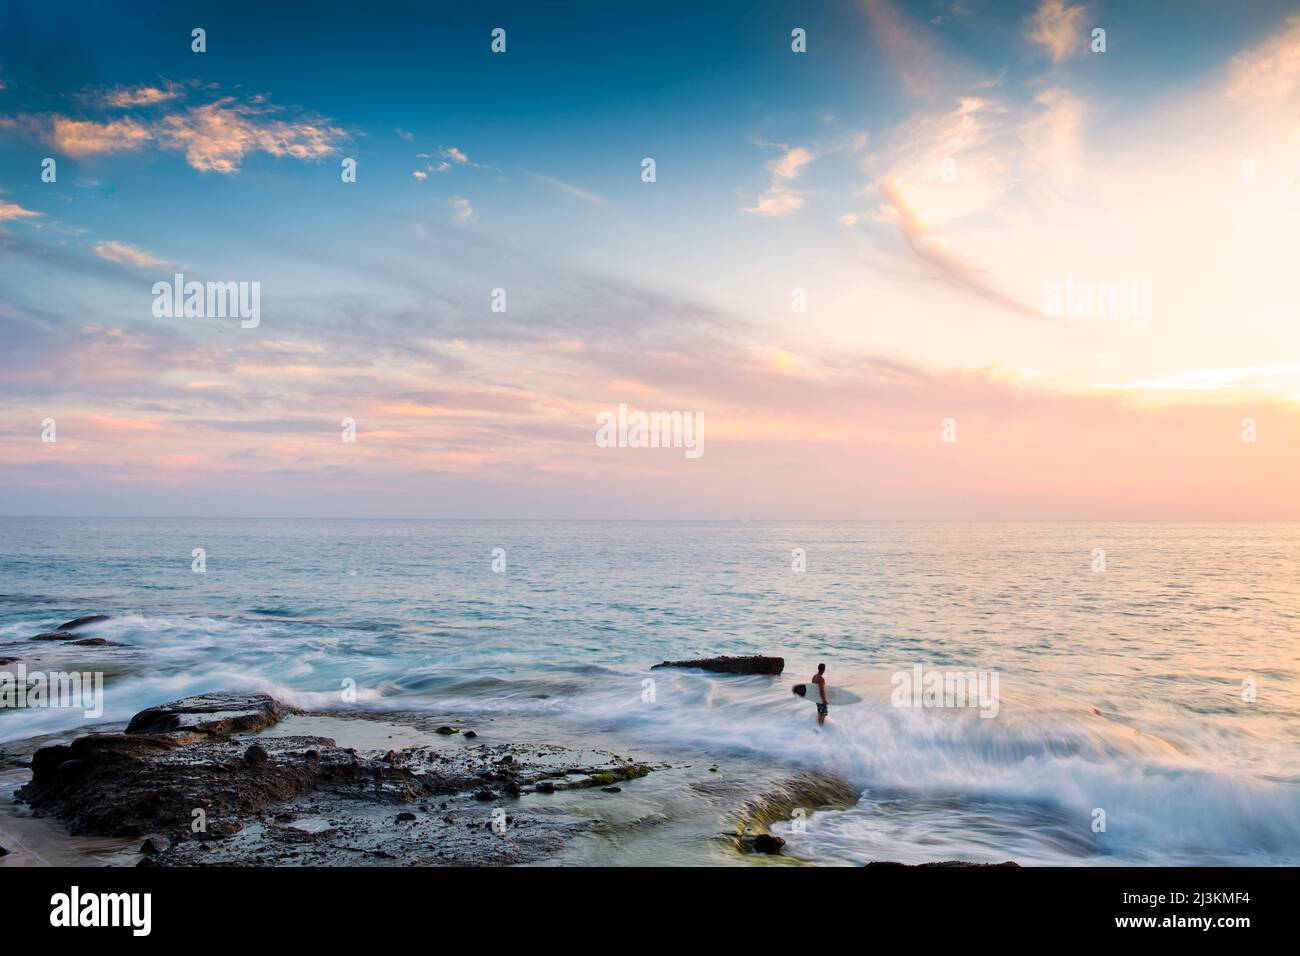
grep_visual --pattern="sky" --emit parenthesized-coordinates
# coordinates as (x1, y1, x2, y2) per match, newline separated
(1, 0, 1298, 519)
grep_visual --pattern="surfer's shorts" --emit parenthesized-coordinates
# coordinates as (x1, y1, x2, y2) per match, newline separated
(817, 703, 829, 717)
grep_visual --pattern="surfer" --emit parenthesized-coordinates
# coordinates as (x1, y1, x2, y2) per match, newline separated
(812, 663, 828, 725)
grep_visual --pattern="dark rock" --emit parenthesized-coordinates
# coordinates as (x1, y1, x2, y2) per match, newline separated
(57, 615, 111, 631)
(602, 786, 622, 793)
(244, 743, 269, 766)
(534, 781, 556, 793)
(434, 726, 458, 735)
(0, 844, 8, 856)
(472, 788, 497, 801)
(140, 835, 170, 855)
(752, 833, 786, 854)
(463, 730, 478, 739)
(71, 637, 125, 647)
(0, 657, 17, 665)
(395, 812, 416, 822)
(652, 655, 784, 676)
(126, 692, 295, 736)
(31, 632, 77, 641)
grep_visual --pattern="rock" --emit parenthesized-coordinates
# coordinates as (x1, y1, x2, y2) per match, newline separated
(395, 812, 416, 822)
(31, 632, 77, 641)
(0, 844, 8, 857)
(752, 833, 785, 854)
(140, 835, 170, 855)
(0, 657, 17, 666)
(434, 726, 458, 735)
(652, 655, 784, 676)
(601, 786, 622, 793)
(463, 730, 478, 739)
(57, 615, 111, 631)
(534, 781, 556, 793)
(472, 788, 497, 801)
(126, 693, 294, 736)
(244, 744, 270, 766)
(71, 637, 125, 647)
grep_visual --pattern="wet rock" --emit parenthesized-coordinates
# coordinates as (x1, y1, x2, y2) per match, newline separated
(472, 788, 497, 801)
(752, 834, 785, 854)
(125, 692, 295, 737)
(463, 730, 478, 739)
(652, 655, 784, 676)
(395, 812, 416, 822)
(0, 844, 8, 857)
(31, 632, 77, 642)
(244, 743, 269, 766)
(140, 835, 170, 855)
(434, 726, 458, 735)
(57, 615, 111, 631)
(602, 786, 622, 793)
(71, 637, 126, 647)
(0, 657, 16, 666)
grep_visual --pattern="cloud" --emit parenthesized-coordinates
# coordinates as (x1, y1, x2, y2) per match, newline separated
(1228, 14, 1300, 101)
(50, 116, 153, 156)
(1093, 363, 1300, 393)
(93, 240, 168, 268)
(395, 127, 414, 141)
(450, 196, 474, 223)
(527, 172, 606, 205)
(746, 188, 805, 217)
(1026, 0, 1089, 63)
(441, 146, 469, 164)
(7, 93, 345, 173)
(0, 200, 41, 228)
(101, 82, 184, 108)
(154, 99, 344, 173)
(412, 169, 428, 180)
(746, 145, 816, 216)
(860, 0, 985, 99)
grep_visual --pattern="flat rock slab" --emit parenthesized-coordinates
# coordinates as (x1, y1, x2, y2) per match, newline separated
(124, 692, 293, 736)
(652, 655, 785, 675)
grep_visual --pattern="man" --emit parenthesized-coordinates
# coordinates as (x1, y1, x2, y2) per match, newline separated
(812, 662, 828, 725)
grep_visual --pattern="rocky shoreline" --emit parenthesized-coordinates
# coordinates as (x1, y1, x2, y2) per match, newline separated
(12, 691, 656, 866)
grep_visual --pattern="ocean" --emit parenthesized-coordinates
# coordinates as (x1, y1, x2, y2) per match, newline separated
(1, 518, 1297, 865)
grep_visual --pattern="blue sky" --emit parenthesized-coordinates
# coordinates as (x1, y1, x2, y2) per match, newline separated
(2, 0, 1299, 518)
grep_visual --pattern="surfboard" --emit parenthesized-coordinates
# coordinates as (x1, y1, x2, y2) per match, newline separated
(792, 683, 861, 705)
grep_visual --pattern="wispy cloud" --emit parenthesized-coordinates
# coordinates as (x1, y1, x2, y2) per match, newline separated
(527, 171, 606, 205)
(0, 200, 41, 228)
(93, 240, 169, 268)
(1093, 363, 1300, 393)
(100, 81, 185, 109)
(1026, 0, 1089, 63)
(450, 196, 474, 224)
(746, 144, 816, 216)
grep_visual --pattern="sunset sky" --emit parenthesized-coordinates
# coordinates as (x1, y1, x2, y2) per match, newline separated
(1, 0, 1298, 518)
